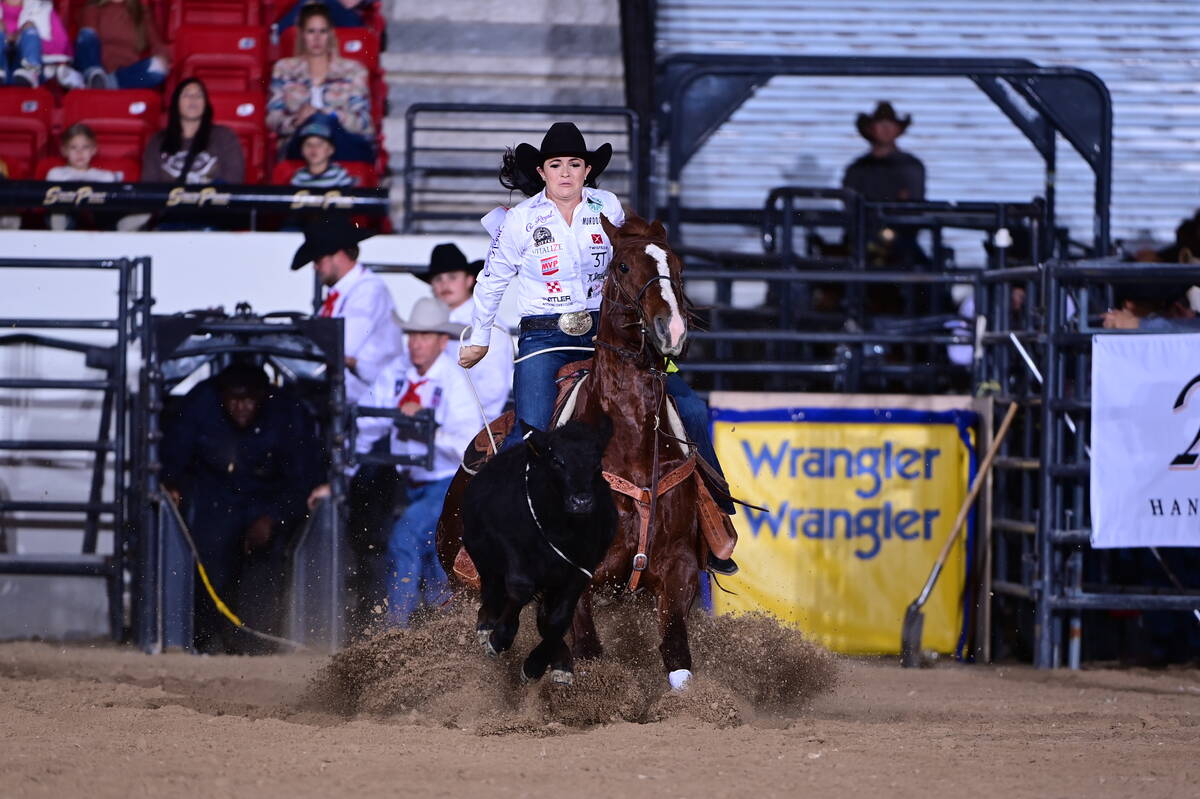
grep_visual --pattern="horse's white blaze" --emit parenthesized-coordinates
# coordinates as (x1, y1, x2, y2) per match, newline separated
(645, 243, 686, 350)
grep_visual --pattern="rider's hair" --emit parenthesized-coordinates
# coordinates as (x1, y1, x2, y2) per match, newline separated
(498, 147, 600, 198)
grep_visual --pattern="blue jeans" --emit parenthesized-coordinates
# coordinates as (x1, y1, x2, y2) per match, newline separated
(3, 27, 42, 84)
(507, 314, 731, 511)
(277, 0, 365, 28)
(74, 29, 167, 89)
(285, 111, 374, 163)
(386, 475, 453, 627)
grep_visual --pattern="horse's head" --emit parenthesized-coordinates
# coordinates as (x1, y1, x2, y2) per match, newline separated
(599, 214, 689, 359)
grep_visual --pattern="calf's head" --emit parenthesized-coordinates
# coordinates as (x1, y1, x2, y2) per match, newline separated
(524, 417, 613, 516)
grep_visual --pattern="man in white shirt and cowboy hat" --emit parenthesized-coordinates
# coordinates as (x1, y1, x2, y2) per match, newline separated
(350, 297, 478, 627)
(290, 214, 406, 403)
(422, 242, 513, 422)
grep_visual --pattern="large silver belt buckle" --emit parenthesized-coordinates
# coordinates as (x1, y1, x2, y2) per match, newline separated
(557, 311, 593, 336)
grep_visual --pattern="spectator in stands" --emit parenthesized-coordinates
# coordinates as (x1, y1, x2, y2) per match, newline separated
(289, 213, 405, 403)
(161, 361, 323, 654)
(290, 117, 355, 188)
(311, 298, 476, 627)
(144, 78, 244, 185)
(2, 0, 72, 87)
(1101, 282, 1200, 332)
(74, 0, 169, 89)
(267, 3, 374, 163)
(276, 0, 375, 29)
(0, 157, 17, 230)
(422, 243, 513, 421)
(46, 123, 118, 231)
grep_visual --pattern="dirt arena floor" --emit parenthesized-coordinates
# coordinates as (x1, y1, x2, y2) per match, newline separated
(2, 604, 1198, 799)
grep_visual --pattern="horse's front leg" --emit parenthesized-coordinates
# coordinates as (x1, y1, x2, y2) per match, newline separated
(570, 586, 603, 661)
(656, 557, 699, 690)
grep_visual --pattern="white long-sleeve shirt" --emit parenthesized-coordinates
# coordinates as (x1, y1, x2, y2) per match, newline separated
(469, 187, 625, 347)
(319, 263, 406, 403)
(445, 299, 513, 422)
(355, 351, 479, 482)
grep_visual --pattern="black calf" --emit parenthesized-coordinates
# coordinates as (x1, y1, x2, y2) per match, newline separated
(462, 418, 616, 685)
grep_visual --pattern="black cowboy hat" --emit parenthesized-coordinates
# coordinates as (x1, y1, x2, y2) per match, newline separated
(514, 122, 612, 183)
(418, 243, 482, 283)
(856, 101, 913, 142)
(289, 214, 376, 271)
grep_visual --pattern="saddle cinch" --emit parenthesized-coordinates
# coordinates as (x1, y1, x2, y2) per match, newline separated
(453, 359, 738, 587)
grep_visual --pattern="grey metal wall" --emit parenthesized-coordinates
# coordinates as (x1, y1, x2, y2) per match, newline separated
(657, 0, 1200, 259)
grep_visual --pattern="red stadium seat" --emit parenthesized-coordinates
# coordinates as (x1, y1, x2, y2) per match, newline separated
(167, 0, 261, 39)
(170, 25, 267, 94)
(61, 89, 161, 162)
(0, 88, 55, 178)
(34, 155, 142, 182)
(208, 91, 268, 183)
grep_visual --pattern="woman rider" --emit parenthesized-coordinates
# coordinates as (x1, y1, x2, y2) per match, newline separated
(458, 122, 736, 574)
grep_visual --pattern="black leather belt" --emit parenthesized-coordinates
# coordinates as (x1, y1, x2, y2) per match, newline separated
(519, 311, 599, 334)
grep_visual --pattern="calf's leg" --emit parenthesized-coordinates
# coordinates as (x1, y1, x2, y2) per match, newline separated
(475, 571, 507, 651)
(523, 581, 586, 684)
(487, 576, 534, 656)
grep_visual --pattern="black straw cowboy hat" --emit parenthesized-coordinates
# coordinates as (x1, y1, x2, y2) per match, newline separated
(856, 101, 913, 142)
(419, 243, 482, 283)
(290, 214, 376, 271)
(514, 122, 612, 182)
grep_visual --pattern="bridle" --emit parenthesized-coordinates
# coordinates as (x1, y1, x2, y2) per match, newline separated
(593, 236, 696, 591)
(597, 239, 687, 366)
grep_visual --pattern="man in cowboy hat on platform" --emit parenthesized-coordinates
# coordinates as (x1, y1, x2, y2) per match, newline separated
(291, 214, 406, 403)
(422, 242, 513, 422)
(843, 101, 926, 203)
(348, 297, 478, 626)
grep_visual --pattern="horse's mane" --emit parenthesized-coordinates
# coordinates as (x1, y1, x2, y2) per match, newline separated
(612, 214, 668, 245)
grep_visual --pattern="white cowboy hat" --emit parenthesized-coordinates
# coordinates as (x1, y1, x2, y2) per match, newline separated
(401, 297, 467, 336)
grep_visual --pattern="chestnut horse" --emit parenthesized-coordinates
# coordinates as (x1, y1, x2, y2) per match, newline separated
(437, 214, 706, 687)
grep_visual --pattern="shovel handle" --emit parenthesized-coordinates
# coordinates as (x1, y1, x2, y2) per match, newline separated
(914, 401, 1020, 607)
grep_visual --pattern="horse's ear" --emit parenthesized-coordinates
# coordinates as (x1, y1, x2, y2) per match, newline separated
(600, 214, 620, 244)
(646, 219, 668, 241)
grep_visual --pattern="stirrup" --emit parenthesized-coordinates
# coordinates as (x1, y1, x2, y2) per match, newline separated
(707, 553, 738, 576)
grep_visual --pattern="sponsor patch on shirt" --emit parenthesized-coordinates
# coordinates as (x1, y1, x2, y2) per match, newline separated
(586, 270, 606, 282)
(581, 216, 600, 226)
(546, 281, 563, 293)
(540, 257, 559, 276)
(547, 294, 573, 304)
(532, 226, 553, 247)
(591, 233, 604, 245)
(586, 197, 603, 212)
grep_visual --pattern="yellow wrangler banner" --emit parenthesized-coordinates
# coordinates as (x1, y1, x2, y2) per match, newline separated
(709, 394, 978, 655)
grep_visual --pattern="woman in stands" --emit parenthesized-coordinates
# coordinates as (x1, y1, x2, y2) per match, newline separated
(141, 77, 244, 229)
(0, 0, 73, 87)
(74, 0, 170, 89)
(457, 121, 738, 573)
(266, 3, 374, 163)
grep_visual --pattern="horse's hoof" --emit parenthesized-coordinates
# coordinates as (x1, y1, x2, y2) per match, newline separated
(476, 627, 493, 647)
(668, 668, 692, 691)
(549, 669, 574, 687)
(519, 665, 540, 684)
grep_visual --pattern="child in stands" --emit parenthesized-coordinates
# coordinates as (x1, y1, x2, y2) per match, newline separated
(46, 123, 119, 230)
(1, 0, 73, 87)
(290, 118, 355, 189)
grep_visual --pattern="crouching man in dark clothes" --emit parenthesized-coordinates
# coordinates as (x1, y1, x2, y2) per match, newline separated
(161, 362, 324, 654)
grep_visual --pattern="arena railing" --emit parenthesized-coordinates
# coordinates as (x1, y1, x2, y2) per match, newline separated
(0, 182, 389, 231)
(980, 258, 1200, 668)
(402, 103, 642, 232)
(0, 255, 150, 642)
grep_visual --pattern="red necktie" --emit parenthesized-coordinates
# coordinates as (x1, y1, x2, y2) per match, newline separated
(318, 290, 340, 318)
(398, 379, 427, 407)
